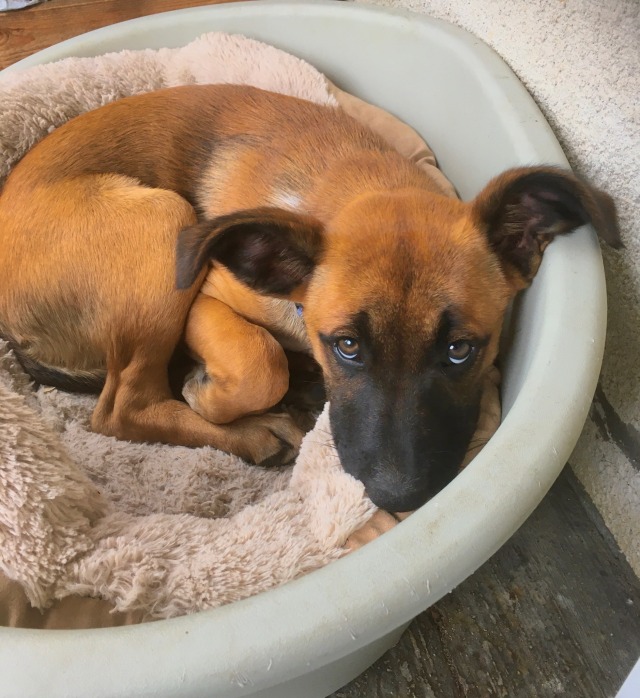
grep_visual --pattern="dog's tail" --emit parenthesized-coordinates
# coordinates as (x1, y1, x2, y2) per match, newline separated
(1, 332, 105, 393)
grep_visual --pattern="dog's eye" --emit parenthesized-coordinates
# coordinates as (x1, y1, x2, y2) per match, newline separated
(334, 337, 361, 362)
(447, 340, 473, 365)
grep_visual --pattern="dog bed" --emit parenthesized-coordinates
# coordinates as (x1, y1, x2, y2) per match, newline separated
(0, 32, 500, 629)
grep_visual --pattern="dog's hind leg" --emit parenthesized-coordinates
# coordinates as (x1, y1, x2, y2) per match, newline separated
(182, 293, 290, 424)
(82, 183, 301, 464)
(88, 252, 301, 464)
(92, 346, 302, 465)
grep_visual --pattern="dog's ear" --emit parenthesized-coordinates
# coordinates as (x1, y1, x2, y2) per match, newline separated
(472, 166, 622, 288)
(176, 207, 324, 295)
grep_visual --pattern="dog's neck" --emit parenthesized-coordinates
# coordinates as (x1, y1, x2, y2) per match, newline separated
(196, 100, 446, 226)
(301, 150, 447, 224)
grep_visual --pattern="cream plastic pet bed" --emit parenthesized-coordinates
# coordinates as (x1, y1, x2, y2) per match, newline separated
(0, 2, 608, 697)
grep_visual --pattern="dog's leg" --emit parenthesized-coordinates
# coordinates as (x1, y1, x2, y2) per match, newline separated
(182, 293, 290, 424)
(89, 281, 301, 465)
(92, 342, 302, 466)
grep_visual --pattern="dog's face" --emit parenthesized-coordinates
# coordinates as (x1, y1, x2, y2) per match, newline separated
(177, 167, 620, 512)
(177, 196, 505, 511)
(299, 191, 510, 510)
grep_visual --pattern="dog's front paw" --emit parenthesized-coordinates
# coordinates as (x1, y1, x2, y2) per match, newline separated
(235, 412, 305, 467)
(345, 510, 413, 551)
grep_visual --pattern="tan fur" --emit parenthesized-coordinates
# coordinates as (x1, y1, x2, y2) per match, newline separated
(182, 293, 289, 424)
(0, 84, 618, 470)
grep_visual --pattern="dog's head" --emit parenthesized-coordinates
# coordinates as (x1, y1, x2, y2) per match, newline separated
(177, 167, 620, 512)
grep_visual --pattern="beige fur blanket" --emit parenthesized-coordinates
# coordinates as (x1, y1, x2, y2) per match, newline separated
(0, 32, 497, 627)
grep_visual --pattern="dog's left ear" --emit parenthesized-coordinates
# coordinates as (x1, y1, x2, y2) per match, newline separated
(472, 167, 622, 288)
(176, 207, 324, 295)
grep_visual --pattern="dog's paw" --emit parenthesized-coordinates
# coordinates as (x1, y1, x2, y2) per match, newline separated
(182, 365, 218, 420)
(345, 510, 413, 551)
(235, 412, 305, 467)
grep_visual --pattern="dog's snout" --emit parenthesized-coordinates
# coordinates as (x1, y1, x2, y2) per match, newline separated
(331, 393, 475, 514)
(366, 482, 430, 513)
(364, 464, 430, 513)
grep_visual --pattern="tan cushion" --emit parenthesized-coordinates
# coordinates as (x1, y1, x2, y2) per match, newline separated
(0, 574, 145, 629)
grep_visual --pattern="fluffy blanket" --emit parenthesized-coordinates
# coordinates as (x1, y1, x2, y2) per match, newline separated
(0, 32, 498, 627)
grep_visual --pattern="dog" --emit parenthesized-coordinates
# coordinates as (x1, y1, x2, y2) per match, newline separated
(0, 84, 620, 512)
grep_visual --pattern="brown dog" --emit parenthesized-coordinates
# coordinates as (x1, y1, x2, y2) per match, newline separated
(0, 84, 620, 511)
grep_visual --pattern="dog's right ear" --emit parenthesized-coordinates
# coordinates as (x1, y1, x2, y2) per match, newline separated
(176, 207, 325, 296)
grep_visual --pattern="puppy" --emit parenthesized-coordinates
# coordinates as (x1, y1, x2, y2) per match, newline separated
(0, 84, 620, 511)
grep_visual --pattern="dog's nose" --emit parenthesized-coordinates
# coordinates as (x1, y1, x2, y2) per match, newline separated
(364, 466, 431, 513)
(366, 486, 431, 514)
